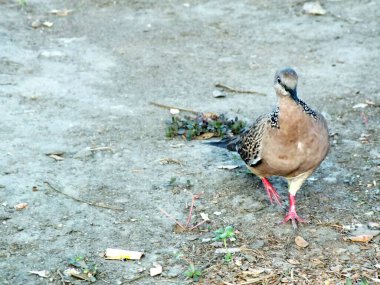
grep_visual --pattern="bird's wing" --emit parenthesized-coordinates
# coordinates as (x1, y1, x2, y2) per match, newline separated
(237, 113, 270, 167)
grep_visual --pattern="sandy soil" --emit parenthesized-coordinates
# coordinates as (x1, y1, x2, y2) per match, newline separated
(0, 0, 379, 284)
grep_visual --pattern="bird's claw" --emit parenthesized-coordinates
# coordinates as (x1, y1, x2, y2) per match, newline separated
(261, 178, 282, 206)
(280, 210, 307, 229)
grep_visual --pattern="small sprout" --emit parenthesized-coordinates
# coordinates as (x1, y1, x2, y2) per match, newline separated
(184, 263, 202, 282)
(213, 226, 235, 242)
(213, 226, 236, 263)
(169, 177, 177, 186)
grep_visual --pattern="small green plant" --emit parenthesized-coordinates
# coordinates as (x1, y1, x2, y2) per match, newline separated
(213, 226, 236, 263)
(184, 263, 202, 282)
(17, 0, 27, 6)
(175, 253, 202, 282)
(67, 256, 97, 282)
(345, 277, 369, 285)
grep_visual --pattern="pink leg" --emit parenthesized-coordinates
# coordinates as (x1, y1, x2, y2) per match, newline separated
(281, 193, 306, 228)
(261, 178, 282, 206)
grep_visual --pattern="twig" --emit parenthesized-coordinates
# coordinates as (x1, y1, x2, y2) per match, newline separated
(215, 82, 266, 96)
(159, 208, 186, 230)
(186, 194, 196, 227)
(87, 146, 113, 151)
(149, 101, 198, 114)
(44, 181, 124, 211)
(238, 274, 276, 285)
(56, 269, 67, 285)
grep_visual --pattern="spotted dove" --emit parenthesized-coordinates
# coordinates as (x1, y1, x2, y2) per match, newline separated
(211, 68, 329, 227)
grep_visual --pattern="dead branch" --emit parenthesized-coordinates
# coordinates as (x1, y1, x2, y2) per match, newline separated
(215, 82, 266, 96)
(44, 181, 124, 211)
(149, 101, 198, 114)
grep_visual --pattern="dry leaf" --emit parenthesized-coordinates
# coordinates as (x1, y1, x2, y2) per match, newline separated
(303, 1, 326, 15)
(42, 21, 54, 28)
(50, 9, 73, 16)
(352, 103, 368, 109)
(200, 212, 210, 221)
(347, 234, 374, 243)
(217, 165, 239, 170)
(29, 270, 50, 278)
(287, 259, 300, 265)
(104, 248, 144, 260)
(295, 236, 309, 248)
(242, 268, 265, 276)
(150, 263, 162, 277)
(203, 112, 219, 120)
(14, 203, 28, 210)
(49, 154, 64, 161)
(169, 108, 180, 115)
(195, 132, 214, 140)
(215, 248, 241, 254)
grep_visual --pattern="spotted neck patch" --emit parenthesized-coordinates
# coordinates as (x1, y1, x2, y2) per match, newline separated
(269, 107, 280, 128)
(296, 99, 317, 119)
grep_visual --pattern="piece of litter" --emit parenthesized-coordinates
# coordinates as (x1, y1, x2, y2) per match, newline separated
(352, 103, 368, 109)
(104, 248, 144, 260)
(42, 21, 54, 28)
(50, 9, 73, 16)
(29, 270, 50, 278)
(215, 248, 241, 254)
(49, 154, 64, 161)
(150, 263, 162, 277)
(217, 165, 239, 170)
(200, 212, 210, 221)
(170, 108, 180, 115)
(287, 259, 300, 265)
(303, 1, 327, 15)
(212, 90, 226, 98)
(14, 203, 28, 211)
(295, 236, 309, 248)
(346, 234, 374, 243)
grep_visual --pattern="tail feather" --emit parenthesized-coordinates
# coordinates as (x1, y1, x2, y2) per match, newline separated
(205, 137, 240, 152)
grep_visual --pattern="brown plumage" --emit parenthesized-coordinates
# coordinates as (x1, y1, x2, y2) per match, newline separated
(226, 67, 329, 227)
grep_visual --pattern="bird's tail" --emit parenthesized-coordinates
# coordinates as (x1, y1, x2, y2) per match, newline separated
(204, 137, 239, 152)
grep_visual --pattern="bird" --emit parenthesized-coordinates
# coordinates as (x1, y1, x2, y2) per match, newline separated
(209, 67, 329, 228)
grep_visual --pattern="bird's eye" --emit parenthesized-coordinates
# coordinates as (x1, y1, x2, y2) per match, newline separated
(277, 77, 281, 84)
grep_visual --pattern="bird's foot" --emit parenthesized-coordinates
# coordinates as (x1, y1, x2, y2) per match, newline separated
(261, 178, 282, 206)
(280, 210, 307, 229)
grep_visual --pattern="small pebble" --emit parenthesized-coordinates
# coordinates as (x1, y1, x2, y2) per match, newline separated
(212, 90, 225, 98)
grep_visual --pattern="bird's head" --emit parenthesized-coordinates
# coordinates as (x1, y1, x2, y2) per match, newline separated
(274, 67, 298, 100)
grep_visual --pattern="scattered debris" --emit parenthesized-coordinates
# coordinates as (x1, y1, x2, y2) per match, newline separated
(343, 223, 380, 243)
(44, 181, 123, 211)
(359, 133, 370, 144)
(159, 158, 183, 167)
(215, 82, 266, 96)
(170, 108, 180, 115)
(14, 203, 28, 211)
(29, 270, 50, 278)
(50, 9, 73, 16)
(287, 259, 301, 265)
(295, 236, 309, 248)
(87, 146, 113, 152)
(215, 248, 241, 254)
(48, 154, 64, 161)
(302, 1, 326, 15)
(217, 165, 239, 170)
(64, 256, 97, 282)
(150, 101, 198, 114)
(212, 90, 226, 98)
(105, 248, 144, 260)
(149, 263, 162, 277)
(160, 192, 208, 231)
(352, 103, 368, 109)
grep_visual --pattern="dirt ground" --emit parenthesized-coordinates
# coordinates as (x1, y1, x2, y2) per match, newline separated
(0, 0, 379, 284)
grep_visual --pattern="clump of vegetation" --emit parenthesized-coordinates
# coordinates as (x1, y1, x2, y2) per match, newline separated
(66, 256, 98, 282)
(345, 277, 369, 285)
(166, 113, 246, 140)
(176, 253, 202, 282)
(213, 226, 236, 263)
